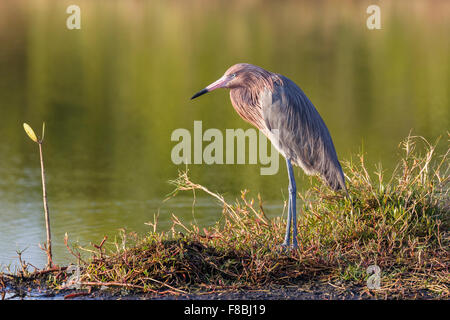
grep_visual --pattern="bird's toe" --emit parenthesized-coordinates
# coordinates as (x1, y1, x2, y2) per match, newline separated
(274, 242, 290, 253)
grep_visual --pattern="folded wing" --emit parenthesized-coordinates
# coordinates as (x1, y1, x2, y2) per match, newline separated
(260, 76, 347, 191)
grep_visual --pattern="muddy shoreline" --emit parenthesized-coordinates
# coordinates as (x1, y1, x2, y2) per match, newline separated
(1, 277, 438, 300)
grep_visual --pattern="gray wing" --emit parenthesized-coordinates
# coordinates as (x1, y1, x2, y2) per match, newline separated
(261, 76, 346, 191)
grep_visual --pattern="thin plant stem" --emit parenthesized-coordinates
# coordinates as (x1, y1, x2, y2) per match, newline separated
(39, 141, 52, 269)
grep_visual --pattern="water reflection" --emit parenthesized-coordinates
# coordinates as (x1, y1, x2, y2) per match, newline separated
(0, 0, 448, 268)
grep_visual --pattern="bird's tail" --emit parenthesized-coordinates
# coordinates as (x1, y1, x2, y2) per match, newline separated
(322, 159, 347, 193)
(323, 162, 354, 209)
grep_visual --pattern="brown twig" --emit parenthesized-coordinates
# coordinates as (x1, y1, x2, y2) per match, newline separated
(27, 266, 67, 278)
(91, 236, 108, 259)
(64, 233, 87, 265)
(64, 292, 90, 299)
(79, 281, 153, 292)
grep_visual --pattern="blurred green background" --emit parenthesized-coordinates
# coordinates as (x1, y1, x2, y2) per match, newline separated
(0, 0, 448, 268)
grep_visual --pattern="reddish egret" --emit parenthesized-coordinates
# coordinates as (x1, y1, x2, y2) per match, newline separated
(191, 63, 347, 248)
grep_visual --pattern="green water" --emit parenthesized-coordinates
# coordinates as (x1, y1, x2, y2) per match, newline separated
(0, 0, 448, 269)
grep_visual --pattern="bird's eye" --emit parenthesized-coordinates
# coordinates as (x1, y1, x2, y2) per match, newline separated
(231, 73, 236, 78)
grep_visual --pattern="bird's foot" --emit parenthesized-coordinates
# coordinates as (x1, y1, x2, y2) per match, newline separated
(274, 242, 289, 253)
(276, 242, 298, 252)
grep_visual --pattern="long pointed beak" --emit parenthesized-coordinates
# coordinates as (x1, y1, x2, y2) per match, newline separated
(190, 75, 229, 100)
(190, 88, 208, 100)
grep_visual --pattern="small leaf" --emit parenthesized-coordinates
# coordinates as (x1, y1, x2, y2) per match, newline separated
(23, 123, 39, 143)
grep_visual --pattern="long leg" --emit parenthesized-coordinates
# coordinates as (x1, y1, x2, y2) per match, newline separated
(286, 159, 298, 248)
(282, 178, 292, 246)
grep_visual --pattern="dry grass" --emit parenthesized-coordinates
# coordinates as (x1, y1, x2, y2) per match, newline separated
(3, 134, 449, 299)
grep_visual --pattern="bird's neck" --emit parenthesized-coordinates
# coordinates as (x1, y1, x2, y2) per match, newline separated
(229, 87, 265, 130)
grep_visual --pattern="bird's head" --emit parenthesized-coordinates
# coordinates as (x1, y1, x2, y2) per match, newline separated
(191, 63, 273, 100)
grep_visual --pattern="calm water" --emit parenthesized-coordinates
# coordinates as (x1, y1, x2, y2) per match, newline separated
(0, 1, 448, 269)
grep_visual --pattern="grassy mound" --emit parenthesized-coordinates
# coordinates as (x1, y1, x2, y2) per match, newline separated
(3, 134, 448, 299)
(59, 134, 448, 298)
